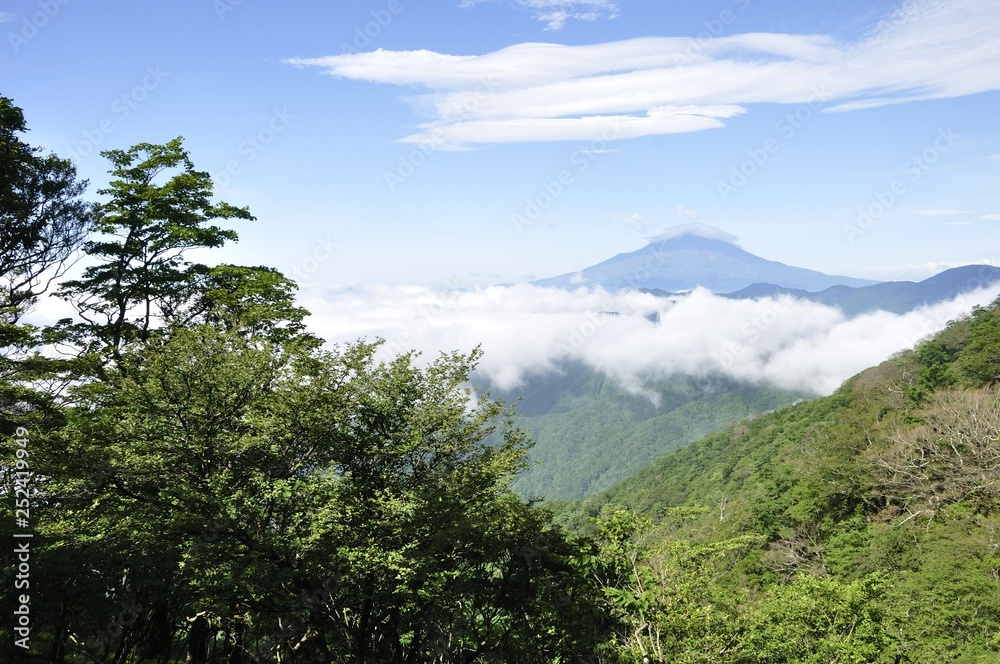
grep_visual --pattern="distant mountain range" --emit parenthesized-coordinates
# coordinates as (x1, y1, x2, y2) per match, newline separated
(531, 224, 1000, 315)
(725, 264, 1000, 316)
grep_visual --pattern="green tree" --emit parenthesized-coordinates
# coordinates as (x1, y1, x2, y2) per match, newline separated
(587, 509, 761, 663)
(0, 95, 92, 663)
(54, 137, 254, 366)
(177, 262, 316, 346)
(0, 95, 92, 427)
(958, 300, 1000, 386)
(738, 573, 892, 663)
(30, 329, 604, 662)
(913, 339, 958, 394)
(0, 96, 92, 328)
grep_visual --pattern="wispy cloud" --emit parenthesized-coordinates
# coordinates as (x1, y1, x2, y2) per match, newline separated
(0, 12, 16, 23)
(288, 0, 1000, 148)
(301, 282, 1000, 396)
(980, 213, 1000, 221)
(461, 0, 620, 30)
(913, 209, 968, 216)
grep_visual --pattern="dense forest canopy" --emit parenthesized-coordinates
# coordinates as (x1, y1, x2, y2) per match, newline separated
(2, 94, 1000, 662)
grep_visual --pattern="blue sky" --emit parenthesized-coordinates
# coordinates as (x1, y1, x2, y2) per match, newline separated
(2, 0, 999, 289)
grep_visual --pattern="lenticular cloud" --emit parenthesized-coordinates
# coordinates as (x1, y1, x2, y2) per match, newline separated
(301, 282, 1000, 396)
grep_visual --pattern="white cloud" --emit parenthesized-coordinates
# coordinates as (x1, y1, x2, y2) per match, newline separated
(0, 12, 15, 23)
(288, 0, 1000, 148)
(461, 0, 621, 30)
(397, 104, 746, 147)
(912, 209, 968, 216)
(299, 281, 1000, 397)
(989, 153, 1000, 159)
(979, 213, 1000, 221)
(611, 212, 649, 233)
(673, 205, 700, 220)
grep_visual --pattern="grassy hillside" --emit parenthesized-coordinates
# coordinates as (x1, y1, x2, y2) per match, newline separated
(479, 361, 807, 500)
(553, 297, 1000, 661)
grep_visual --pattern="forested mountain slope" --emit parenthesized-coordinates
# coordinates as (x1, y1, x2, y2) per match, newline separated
(483, 362, 807, 500)
(554, 296, 1000, 661)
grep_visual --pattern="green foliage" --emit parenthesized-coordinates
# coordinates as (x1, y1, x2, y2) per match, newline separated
(0, 117, 609, 662)
(54, 137, 255, 365)
(182, 263, 315, 345)
(554, 296, 1000, 662)
(914, 339, 958, 391)
(589, 510, 762, 662)
(738, 573, 892, 663)
(14, 328, 606, 662)
(0, 95, 92, 435)
(882, 516, 1000, 660)
(0, 95, 92, 325)
(958, 300, 1000, 385)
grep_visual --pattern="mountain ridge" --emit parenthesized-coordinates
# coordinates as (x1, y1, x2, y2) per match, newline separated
(724, 264, 1000, 316)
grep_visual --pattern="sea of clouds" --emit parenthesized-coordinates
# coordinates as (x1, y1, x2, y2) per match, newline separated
(301, 282, 1000, 397)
